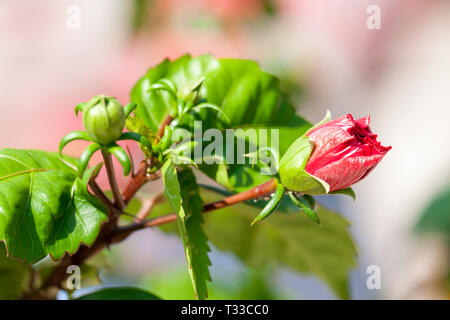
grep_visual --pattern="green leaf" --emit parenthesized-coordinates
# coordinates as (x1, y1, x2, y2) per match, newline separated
(0, 149, 107, 263)
(415, 186, 450, 239)
(191, 102, 230, 123)
(0, 242, 30, 299)
(130, 54, 312, 191)
(200, 190, 357, 299)
(76, 286, 161, 300)
(197, 163, 231, 190)
(131, 54, 220, 133)
(141, 266, 281, 300)
(107, 143, 132, 177)
(125, 116, 156, 143)
(192, 121, 312, 193)
(59, 131, 92, 154)
(117, 132, 152, 151)
(251, 183, 285, 225)
(78, 143, 101, 176)
(161, 159, 211, 299)
(148, 187, 357, 299)
(288, 192, 321, 225)
(124, 102, 137, 118)
(198, 183, 297, 214)
(330, 187, 356, 201)
(131, 54, 304, 131)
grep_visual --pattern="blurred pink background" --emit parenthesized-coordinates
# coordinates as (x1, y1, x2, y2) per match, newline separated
(1, 0, 449, 299)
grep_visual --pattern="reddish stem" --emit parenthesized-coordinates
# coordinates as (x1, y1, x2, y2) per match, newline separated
(121, 161, 161, 205)
(34, 114, 276, 298)
(122, 161, 148, 204)
(156, 114, 174, 141)
(122, 114, 174, 204)
(114, 178, 278, 237)
(34, 178, 277, 297)
(101, 149, 125, 210)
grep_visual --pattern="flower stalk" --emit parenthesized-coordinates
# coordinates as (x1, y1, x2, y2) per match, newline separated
(101, 149, 125, 211)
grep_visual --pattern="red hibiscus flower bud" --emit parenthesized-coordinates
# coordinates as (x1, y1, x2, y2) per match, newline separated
(279, 112, 391, 195)
(305, 114, 391, 192)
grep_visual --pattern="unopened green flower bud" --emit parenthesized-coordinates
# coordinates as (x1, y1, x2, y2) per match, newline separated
(82, 95, 126, 145)
(177, 77, 204, 104)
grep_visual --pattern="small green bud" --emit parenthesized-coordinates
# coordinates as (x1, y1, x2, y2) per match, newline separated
(82, 95, 126, 145)
(177, 77, 204, 104)
(158, 126, 173, 152)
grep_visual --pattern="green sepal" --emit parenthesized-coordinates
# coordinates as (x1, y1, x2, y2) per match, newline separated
(278, 111, 334, 194)
(148, 83, 177, 101)
(124, 103, 137, 118)
(191, 103, 230, 124)
(74, 103, 86, 116)
(107, 143, 131, 177)
(171, 155, 199, 168)
(177, 77, 205, 103)
(330, 187, 356, 201)
(78, 143, 101, 177)
(59, 131, 92, 155)
(305, 110, 331, 136)
(159, 79, 177, 93)
(302, 194, 316, 209)
(157, 126, 173, 152)
(251, 183, 285, 226)
(288, 191, 321, 225)
(307, 171, 330, 194)
(118, 132, 152, 151)
(125, 117, 155, 158)
(170, 140, 198, 157)
(279, 136, 329, 194)
(81, 162, 104, 187)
